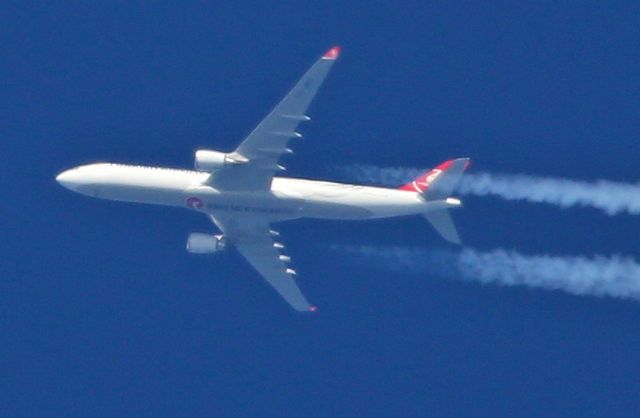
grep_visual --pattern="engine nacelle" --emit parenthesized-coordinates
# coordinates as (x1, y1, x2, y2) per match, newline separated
(195, 149, 245, 172)
(186, 233, 226, 254)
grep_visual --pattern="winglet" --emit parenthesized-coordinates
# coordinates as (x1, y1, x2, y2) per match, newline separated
(322, 46, 341, 60)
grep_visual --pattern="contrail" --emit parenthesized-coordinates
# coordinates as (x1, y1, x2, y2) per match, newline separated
(336, 165, 640, 215)
(338, 245, 640, 301)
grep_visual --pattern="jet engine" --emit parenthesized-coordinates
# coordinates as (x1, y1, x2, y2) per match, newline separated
(186, 233, 226, 254)
(194, 150, 246, 172)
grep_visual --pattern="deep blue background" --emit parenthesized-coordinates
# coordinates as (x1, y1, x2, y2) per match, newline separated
(2, 2, 640, 417)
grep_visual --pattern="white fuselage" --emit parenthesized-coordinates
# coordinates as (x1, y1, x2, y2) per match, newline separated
(56, 163, 456, 221)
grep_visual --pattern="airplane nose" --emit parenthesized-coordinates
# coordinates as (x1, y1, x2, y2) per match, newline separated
(56, 169, 80, 191)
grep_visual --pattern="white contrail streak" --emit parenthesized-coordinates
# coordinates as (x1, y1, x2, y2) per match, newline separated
(339, 245, 640, 301)
(336, 165, 640, 215)
(459, 172, 640, 215)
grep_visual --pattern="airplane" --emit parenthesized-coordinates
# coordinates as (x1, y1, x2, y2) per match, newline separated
(56, 46, 470, 312)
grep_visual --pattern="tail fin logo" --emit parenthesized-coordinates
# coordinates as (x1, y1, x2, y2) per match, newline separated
(411, 169, 442, 192)
(424, 169, 443, 185)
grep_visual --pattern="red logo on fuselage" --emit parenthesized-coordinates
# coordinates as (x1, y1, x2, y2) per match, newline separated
(186, 197, 204, 209)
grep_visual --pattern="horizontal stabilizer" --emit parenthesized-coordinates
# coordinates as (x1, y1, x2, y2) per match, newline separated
(423, 209, 461, 245)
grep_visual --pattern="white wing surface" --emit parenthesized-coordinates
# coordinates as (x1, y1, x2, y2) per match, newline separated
(209, 46, 340, 191)
(209, 214, 314, 312)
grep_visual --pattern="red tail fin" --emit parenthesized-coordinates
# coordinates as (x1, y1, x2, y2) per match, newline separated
(399, 158, 470, 195)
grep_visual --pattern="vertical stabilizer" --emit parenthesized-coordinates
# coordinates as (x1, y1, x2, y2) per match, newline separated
(401, 158, 470, 244)
(399, 158, 470, 199)
(423, 210, 461, 244)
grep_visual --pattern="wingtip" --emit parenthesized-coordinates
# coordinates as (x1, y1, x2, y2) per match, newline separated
(322, 46, 341, 60)
(309, 305, 318, 312)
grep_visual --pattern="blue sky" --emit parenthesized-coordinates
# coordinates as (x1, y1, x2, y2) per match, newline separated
(2, 1, 640, 416)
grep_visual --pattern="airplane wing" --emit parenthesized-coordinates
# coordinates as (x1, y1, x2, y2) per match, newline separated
(208, 46, 340, 191)
(209, 214, 315, 312)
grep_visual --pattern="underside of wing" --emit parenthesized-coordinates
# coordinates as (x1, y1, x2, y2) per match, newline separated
(210, 214, 315, 312)
(208, 46, 340, 191)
